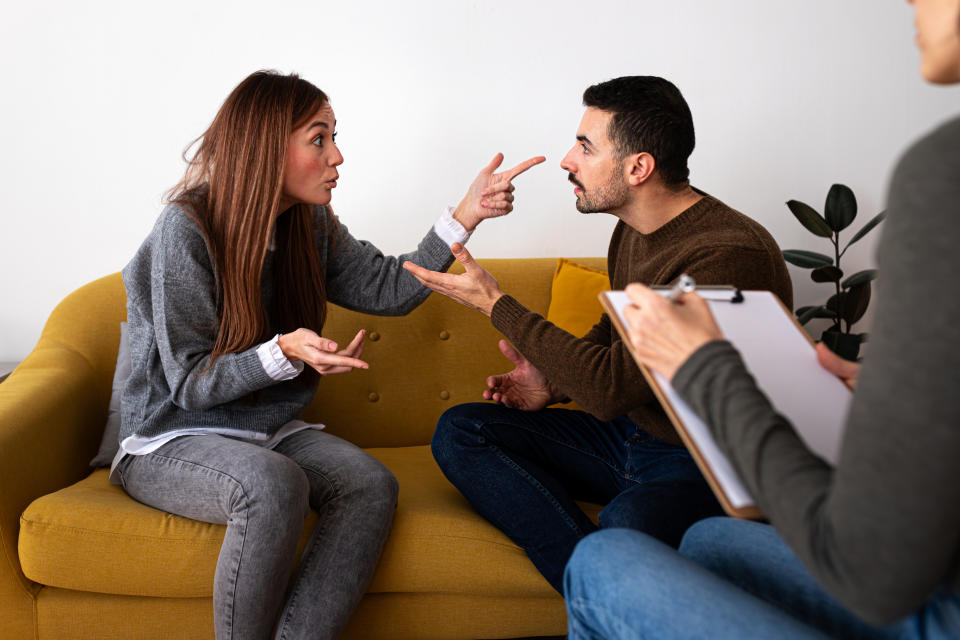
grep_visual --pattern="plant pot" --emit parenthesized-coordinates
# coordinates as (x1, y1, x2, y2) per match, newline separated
(821, 330, 861, 361)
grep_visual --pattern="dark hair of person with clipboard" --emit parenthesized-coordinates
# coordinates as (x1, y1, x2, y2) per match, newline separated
(562, 1, 960, 639)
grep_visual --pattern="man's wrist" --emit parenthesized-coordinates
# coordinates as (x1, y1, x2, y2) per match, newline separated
(546, 380, 569, 405)
(483, 291, 505, 317)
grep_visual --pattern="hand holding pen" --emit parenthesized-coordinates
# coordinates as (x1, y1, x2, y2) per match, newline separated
(622, 275, 724, 381)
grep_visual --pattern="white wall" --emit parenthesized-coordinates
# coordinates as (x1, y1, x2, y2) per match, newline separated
(2, 0, 957, 361)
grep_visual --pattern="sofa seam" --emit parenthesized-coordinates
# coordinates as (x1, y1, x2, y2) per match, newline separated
(20, 519, 219, 546)
(22, 520, 525, 550)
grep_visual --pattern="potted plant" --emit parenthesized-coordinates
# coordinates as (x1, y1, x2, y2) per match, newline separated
(783, 184, 886, 360)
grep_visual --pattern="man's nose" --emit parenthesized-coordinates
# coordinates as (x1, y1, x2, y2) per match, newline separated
(560, 149, 576, 172)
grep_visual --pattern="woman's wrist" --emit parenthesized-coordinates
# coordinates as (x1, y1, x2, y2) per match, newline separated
(452, 199, 478, 232)
(277, 333, 301, 363)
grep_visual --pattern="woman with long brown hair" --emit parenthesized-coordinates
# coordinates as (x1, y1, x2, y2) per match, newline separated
(111, 70, 543, 640)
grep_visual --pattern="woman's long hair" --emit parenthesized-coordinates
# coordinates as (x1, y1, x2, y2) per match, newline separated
(165, 70, 331, 366)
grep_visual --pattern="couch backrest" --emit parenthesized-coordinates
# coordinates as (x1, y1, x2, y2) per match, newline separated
(309, 257, 605, 447)
(39, 272, 129, 418)
(40, 257, 606, 449)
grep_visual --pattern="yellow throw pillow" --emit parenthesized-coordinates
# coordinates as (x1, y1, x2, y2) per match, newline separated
(546, 258, 609, 338)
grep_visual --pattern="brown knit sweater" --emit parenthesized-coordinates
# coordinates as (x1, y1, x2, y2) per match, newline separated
(490, 193, 793, 445)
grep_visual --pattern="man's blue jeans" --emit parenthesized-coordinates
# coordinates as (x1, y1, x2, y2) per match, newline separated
(564, 519, 960, 639)
(431, 402, 723, 593)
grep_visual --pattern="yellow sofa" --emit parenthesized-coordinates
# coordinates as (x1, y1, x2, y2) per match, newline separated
(3, 257, 607, 640)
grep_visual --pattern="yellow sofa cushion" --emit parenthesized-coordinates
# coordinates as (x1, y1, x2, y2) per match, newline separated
(544, 259, 609, 412)
(546, 258, 609, 337)
(34, 589, 570, 640)
(19, 446, 599, 599)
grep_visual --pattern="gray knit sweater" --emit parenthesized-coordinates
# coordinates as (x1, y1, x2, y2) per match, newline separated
(673, 115, 960, 625)
(120, 204, 453, 443)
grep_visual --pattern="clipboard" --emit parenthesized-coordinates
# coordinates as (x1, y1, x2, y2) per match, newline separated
(600, 288, 853, 519)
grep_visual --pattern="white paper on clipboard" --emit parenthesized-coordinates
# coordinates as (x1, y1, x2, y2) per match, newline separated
(603, 289, 852, 512)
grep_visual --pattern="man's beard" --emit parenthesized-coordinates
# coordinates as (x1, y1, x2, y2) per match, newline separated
(570, 170, 628, 214)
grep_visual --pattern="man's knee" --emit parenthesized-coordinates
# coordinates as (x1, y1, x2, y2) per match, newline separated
(598, 481, 722, 547)
(598, 497, 641, 531)
(432, 402, 501, 469)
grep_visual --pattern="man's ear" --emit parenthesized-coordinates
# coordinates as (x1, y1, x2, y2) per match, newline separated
(625, 152, 656, 186)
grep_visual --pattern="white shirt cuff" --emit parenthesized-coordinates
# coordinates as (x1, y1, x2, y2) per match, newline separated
(433, 206, 472, 247)
(257, 334, 304, 381)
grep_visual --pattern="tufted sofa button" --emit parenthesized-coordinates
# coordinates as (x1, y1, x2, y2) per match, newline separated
(368, 332, 380, 342)
(368, 392, 379, 402)
(439, 390, 450, 400)
(439, 330, 450, 340)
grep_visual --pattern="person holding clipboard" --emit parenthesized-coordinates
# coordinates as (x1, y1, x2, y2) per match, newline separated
(563, 1, 960, 639)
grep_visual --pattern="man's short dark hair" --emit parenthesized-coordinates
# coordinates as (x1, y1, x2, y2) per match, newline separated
(583, 76, 695, 187)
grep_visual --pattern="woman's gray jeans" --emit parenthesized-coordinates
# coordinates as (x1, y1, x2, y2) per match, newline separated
(117, 429, 398, 640)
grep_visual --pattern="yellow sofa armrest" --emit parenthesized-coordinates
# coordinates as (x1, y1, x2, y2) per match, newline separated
(0, 343, 107, 638)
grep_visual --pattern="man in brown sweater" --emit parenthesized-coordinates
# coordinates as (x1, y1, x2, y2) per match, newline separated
(404, 76, 792, 595)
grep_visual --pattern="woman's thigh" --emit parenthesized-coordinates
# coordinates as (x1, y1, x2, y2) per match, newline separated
(117, 434, 309, 524)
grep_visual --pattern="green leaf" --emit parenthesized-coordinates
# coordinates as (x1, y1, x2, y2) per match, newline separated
(796, 305, 837, 324)
(841, 269, 878, 289)
(811, 266, 843, 283)
(826, 293, 842, 312)
(825, 184, 857, 232)
(843, 211, 887, 252)
(783, 249, 833, 269)
(786, 200, 834, 238)
(842, 282, 871, 325)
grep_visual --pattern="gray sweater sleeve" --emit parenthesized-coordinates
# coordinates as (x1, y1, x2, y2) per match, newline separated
(672, 115, 960, 625)
(140, 209, 275, 411)
(322, 212, 454, 316)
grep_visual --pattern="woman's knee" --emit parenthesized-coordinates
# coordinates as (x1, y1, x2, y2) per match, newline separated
(341, 453, 399, 506)
(565, 529, 659, 599)
(239, 452, 310, 520)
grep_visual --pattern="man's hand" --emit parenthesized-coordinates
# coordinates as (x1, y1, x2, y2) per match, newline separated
(278, 328, 368, 376)
(483, 340, 561, 411)
(403, 243, 504, 316)
(453, 153, 546, 232)
(816, 342, 860, 390)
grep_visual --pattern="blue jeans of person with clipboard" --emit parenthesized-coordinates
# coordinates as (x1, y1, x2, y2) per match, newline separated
(564, 520, 960, 639)
(431, 402, 724, 594)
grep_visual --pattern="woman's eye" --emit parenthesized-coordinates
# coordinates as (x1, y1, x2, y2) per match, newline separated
(331, 132, 338, 143)
(312, 135, 324, 147)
